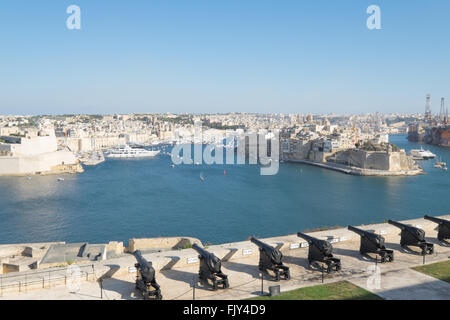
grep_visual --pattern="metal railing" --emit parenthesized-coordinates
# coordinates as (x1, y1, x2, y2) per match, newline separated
(0, 264, 96, 296)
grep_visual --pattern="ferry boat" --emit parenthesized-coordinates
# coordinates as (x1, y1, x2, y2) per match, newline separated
(409, 147, 436, 160)
(106, 145, 160, 158)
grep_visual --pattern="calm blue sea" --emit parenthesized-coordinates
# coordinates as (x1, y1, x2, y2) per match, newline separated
(0, 134, 449, 245)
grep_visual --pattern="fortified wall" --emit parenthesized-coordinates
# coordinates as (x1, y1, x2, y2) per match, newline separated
(333, 149, 414, 171)
(0, 135, 82, 176)
(0, 214, 448, 296)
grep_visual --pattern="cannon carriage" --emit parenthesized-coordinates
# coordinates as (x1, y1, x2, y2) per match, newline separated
(388, 220, 434, 255)
(424, 215, 450, 242)
(192, 243, 229, 290)
(297, 232, 341, 273)
(133, 250, 162, 300)
(348, 225, 394, 262)
(250, 237, 290, 281)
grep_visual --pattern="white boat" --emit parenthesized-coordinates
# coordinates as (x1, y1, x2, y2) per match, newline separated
(410, 147, 436, 160)
(106, 145, 160, 158)
(434, 157, 446, 168)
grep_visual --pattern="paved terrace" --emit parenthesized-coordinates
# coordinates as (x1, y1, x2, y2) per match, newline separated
(1, 215, 449, 300)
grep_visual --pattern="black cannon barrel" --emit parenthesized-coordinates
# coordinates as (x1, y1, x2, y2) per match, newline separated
(250, 237, 288, 280)
(388, 219, 408, 230)
(250, 237, 275, 251)
(424, 215, 450, 227)
(134, 250, 147, 264)
(348, 225, 367, 236)
(348, 225, 379, 238)
(192, 243, 210, 257)
(297, 232, 316, 244)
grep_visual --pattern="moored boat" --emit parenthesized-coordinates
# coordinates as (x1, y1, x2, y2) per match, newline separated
(106, 145, 160, 158)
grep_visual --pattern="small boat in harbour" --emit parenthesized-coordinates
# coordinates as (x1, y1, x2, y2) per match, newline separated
(434, 157, 446, 168)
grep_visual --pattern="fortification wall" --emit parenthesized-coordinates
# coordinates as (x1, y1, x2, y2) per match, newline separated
(127, 237, 202, 252)
(0, 150, 80, 175)
(14, 136, 57, 156)
(0, 215, 448, 295)
(364, 152, 389, 170)
(334, 149, 413, 172)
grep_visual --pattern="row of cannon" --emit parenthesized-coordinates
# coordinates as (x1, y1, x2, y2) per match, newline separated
(132, 215, 449, 300)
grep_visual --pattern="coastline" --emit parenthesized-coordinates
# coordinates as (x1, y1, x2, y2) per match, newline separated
(286, 159, 425, 176)
(0, 162, 84, 177)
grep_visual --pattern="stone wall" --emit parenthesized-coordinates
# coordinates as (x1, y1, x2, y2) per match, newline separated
(127, 237, 202, 253)
(334, 149, 413, 171)
(0, 150, 81, 175)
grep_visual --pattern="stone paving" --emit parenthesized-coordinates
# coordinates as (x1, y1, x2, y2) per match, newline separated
(2, 229, 449, 300)
(349, 268, 450, 300)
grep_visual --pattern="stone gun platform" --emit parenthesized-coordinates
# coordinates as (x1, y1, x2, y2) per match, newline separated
(1, 215, 449, 300)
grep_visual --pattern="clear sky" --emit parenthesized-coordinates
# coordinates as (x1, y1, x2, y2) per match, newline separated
(1, 0, 449, 115)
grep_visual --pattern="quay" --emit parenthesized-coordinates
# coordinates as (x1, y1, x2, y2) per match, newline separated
(287, 159, 424, 176)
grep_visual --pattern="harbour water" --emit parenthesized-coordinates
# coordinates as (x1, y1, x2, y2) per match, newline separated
(0, 134, 448, 245)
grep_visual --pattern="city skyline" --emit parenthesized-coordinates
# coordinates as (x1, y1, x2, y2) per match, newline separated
(1, 0, 450, 115)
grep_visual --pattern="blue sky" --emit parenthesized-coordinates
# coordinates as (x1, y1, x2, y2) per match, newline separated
(1, 0, 449, 115)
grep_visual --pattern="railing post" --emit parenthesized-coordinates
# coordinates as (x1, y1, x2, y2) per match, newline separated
(192, 276, 196, 300)
(321, 265, 324, 283)
(100, 278, 103, 299)
(260, 272, 264, 296)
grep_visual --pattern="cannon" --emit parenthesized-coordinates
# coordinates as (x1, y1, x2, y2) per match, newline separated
(250, 237, 290, 281)
(297, 232, 341, 273)
(388, 220, 434, 255)
(348, 226, 394, 262)
(424, 215, 450, 242)
(192, 243, 229, 290)
(133, 250, 162, 300)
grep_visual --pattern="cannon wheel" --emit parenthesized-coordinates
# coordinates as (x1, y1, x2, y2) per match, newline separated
(285, 270, 291, 280)
(274, 271, 280, 282)
(326, 265, 333, 274)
